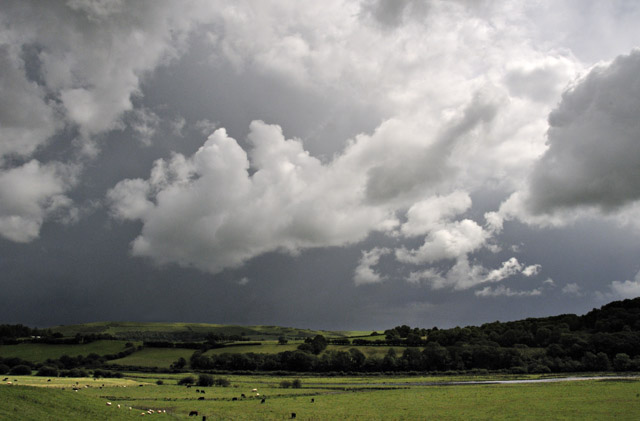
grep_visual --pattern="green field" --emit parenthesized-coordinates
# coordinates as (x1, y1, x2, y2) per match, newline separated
(108, 347, 196, 368)
(0, 341, 133, 363)
(1, 374, 639, 420)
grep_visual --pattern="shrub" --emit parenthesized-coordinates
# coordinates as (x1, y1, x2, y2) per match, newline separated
(279, 380, 291, 388)
(9, 365, 32, 375)
(292, 379, 302, 388)
(214, 377, 230, 387)
(67, 368, 88, 377)
(36, 366, 59, 377)
(198, 374, 214, 387)
(156, 380, 164, 385)
(178, 376, 195, 385)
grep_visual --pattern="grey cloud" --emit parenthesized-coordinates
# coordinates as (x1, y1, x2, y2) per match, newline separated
(0, 45, 59, 160)
(526, 50, 640, 215)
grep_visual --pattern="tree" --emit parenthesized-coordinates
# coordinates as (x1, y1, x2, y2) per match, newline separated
(177, 375, 195, 385)
(278, 336, 288, 345)
(198, 373, 214, 387)
(36, 366, 59, 377)
(9, 365, 31, 375)
(171, 357, 187, 370)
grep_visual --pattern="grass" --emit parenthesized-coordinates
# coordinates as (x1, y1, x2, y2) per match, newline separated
(0, 341, 133, 363)
(108, 347, 195, 368)
(2, 374, 639, 420)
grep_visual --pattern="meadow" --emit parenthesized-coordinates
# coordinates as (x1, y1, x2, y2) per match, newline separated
(1, 373, 639, 420)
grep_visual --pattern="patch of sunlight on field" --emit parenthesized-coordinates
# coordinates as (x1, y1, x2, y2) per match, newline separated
(109, 347, 195, 368)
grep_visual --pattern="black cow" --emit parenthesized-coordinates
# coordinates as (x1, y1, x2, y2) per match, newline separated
(188, 410, 198, 416)
(311, 398, 314, 403)
(232, 397, 238, 401)
(198, 397, 205, 401)
(261, 398, 266, 404)
(201, 390, 205, 394)
(291, 413, 296, 419)
(241, 394, 246, 398)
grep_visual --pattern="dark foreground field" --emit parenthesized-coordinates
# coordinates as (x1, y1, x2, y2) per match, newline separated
(2, 373, 639, 420)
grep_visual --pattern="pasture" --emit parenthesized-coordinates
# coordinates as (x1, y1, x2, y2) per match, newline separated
(0, 340, 133, 363)
(1, 374, 639, 420)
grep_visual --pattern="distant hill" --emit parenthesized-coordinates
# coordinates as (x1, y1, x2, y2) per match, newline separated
(48, 321, 372, 342)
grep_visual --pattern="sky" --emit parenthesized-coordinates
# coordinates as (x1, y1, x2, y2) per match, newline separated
(2, 0, 640, 330)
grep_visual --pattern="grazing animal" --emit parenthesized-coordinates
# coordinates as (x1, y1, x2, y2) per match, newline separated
(251, 388, 258, 392)
(196, 389, 199, 392)
(311, 398, 315, 403)
(291, 413, 296, 419)
(47, 379, 51, 382)
(188, 410, 198, 416)
(261, 398, 266, 404)
(6, 382, 11, 385)
(106, 402, 112, 406)
(241, 394, 246, 398)
(2, 378, 7, 381)
(198, 397, 204, 400)
(232, 397, 238, 401)
(117, 404, 121, 409)
(201, 390, 205, 394)
(187, 385, 191, 388)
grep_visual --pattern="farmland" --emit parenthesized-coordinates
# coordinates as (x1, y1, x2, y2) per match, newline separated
(1, 373, 639, 420)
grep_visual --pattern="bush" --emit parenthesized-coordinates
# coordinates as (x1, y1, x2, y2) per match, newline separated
(68, 368, 88, 377)
(156, 380, 164, 385)
(214, 377, 231, 387)
(279, 380, 291, 388)
(292, 379, 302, 388)
(198, 374, 214, 387)
(9, 365, 32, 375)
(178, 376, 195, 386)
(36, 366, 59, 377)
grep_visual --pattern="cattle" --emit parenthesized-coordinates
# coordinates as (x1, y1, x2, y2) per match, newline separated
(2, 378, 7, 381)
(201, 390, 205, 394)
(311, 398, 315, 403)
(47, 379, 51, 382)
(261, 398, 266, 404)
(241, 393, 246, 398)
(198, 397, 204, 400)
(196, 389, 200, 392)
(232, 397, 238, 401)
(188, 410, 198, 416)
(291, 413, 297, 419)
(251, 388, 258, 392)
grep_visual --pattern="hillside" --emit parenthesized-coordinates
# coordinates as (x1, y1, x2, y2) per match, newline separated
(48, 321, 370, 342)
(1, 297, 640, 374)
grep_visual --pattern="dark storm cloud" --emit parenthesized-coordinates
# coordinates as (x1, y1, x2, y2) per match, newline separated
(527, 50, 640, 214)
